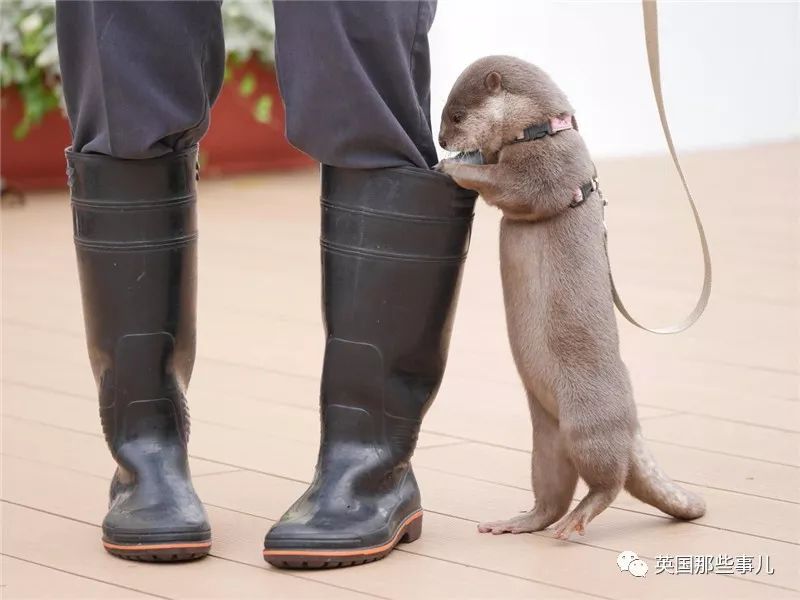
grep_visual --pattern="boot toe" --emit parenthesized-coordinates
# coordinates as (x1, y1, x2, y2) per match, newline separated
(101, 499, 211, 562)
(264, 521, 367, 551)
(103, 498, 210, 544)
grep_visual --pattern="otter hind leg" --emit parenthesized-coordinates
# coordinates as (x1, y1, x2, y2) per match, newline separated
(479, 393, 578, 534)
(554, 410, 631, 540)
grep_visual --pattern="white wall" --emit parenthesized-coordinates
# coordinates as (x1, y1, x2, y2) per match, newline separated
(429, 0, 800, 158)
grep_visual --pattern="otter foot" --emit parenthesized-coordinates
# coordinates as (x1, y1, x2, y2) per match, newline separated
(553, 508, 590, 540)
(478, 509, 557, 535)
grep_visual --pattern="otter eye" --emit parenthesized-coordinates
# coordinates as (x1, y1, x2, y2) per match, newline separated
(452, 112, 464, 124)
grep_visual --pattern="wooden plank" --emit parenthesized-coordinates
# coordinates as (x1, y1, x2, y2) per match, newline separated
(416, 439, 800, 551)
(1, 555, 157, 599)
(413, 441, 800, 505)
(5, 237, 799, 342)
(415, 463, 800, 546)
(640, 414, 800, 466)
(5, 269, 799, 390)
(4, 361, 796, 495)
(5, 385, 799, 543)
(2, 503, 377, 600)
(5, 325, 797, 467)
(194, 470, 799, 598)
(4, 406, 798, 563)
(5, 452, 795, 599)
(4, 303, 799, 429)
(2, 456, 593, 600)
(1, 413, 237, 480)
(6, 219, 800, 377)
(206, 504, 594, 600)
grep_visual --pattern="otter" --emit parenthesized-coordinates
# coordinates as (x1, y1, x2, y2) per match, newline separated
(437, 56, 705, 539)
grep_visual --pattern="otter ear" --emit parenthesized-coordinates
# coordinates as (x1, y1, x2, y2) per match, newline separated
(484, 71, 502, 94)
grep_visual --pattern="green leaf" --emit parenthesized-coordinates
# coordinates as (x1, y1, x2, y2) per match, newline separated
(253, 94, 272, 124)
(13, 117, 31, 140)
(0, 56, 27, 86)
(238, 72, 256, 97)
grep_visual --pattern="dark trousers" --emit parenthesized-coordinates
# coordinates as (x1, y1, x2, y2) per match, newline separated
(55, 0, 438, 169)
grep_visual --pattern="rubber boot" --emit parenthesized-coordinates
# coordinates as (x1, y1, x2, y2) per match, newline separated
(263, 166, 476, 568)
(67, 147, 210, 561)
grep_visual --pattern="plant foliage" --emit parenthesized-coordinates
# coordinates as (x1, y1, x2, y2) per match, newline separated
(0, 0, 276, 139)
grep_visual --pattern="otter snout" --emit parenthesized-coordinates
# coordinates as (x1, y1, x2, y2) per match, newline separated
(438, 124, 463, 151)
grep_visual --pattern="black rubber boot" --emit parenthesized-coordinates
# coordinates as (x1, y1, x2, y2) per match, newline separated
(68, 147, 211, 561)
(263, 166, 476, 568)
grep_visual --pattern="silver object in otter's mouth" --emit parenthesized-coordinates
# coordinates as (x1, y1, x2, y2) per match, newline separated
(451, 150, 484, 165)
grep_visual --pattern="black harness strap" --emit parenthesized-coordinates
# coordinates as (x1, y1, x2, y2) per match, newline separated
(508, 115, 598, 209)
(571, 177, 600, 208)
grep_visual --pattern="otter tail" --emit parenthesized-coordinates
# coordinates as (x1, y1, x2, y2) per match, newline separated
(625, 432, 706, 520)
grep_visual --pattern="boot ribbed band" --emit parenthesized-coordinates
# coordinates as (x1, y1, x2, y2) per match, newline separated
(66, 147, 198, 251)
(320, 165, 475, 263)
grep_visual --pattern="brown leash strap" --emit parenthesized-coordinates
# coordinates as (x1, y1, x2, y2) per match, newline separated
(605, 0, 713, 334)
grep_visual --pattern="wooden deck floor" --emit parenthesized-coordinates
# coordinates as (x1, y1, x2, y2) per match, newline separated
(2, 142, 798, 599)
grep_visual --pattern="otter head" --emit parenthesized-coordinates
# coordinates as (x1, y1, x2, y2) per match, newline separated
(439, 56, 574, 158)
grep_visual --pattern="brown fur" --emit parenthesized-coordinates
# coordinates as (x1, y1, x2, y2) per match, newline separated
(437, 56, 705, 539)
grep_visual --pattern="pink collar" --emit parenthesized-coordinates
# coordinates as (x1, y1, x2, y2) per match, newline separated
(513, 114, 577, 143)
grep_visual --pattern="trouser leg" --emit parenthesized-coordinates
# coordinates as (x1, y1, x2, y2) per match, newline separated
(56, 0, 225, 158)
(273, 0, 439, 169)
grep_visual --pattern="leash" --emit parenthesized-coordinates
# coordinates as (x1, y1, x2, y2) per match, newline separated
(601, 0, 712, 334)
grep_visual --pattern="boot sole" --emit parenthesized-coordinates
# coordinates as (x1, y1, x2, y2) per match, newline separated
(103, 540, 211, 562)
(263, 510, 423, 569)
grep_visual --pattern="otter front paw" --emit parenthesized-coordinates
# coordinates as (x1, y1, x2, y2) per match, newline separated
(437, 160, 479, 191)
(435, 158, 456, 174)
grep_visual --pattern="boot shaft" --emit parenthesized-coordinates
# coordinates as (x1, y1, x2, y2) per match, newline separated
(68, 148, 198, 462)
(319, 166, 476, 462)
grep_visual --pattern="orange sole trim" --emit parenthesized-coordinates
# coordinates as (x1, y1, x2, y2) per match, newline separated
(262, 510, 422, 559)
(103, 540, 212, 551)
